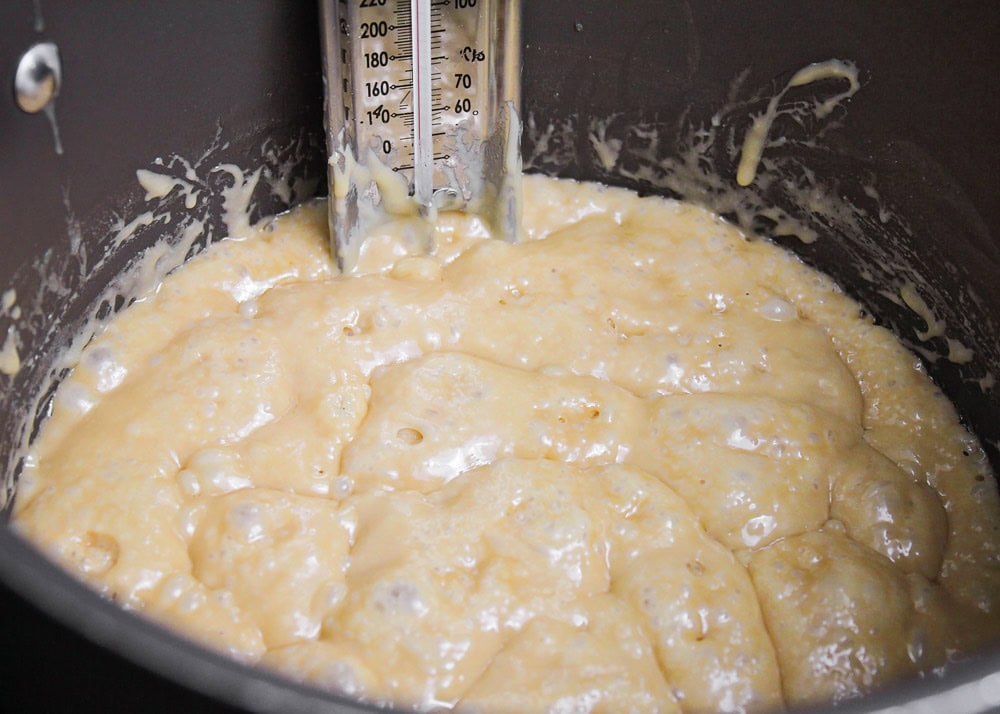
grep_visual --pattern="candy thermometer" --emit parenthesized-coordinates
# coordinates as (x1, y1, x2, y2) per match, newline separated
(321, 0, 521, 271)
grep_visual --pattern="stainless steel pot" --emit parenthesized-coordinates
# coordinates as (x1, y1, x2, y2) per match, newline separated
(1, 2, 999, 712)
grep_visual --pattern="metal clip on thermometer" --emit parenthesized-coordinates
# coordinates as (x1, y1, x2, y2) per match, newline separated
(321, 0, 522, 271)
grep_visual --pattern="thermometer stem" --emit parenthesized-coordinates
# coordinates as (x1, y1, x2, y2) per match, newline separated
(411, 0, 434, 210)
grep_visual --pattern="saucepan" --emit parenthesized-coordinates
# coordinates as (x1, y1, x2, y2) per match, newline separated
(1, 1, 999, 712)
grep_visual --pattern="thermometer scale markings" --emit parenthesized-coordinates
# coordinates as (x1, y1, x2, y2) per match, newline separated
(323, 0, 520, 268)
(411, 0, 433, 206)
(356, 0, 473, 186)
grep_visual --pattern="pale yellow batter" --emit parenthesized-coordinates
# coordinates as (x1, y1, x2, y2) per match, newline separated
(13, 176, 1000, 712)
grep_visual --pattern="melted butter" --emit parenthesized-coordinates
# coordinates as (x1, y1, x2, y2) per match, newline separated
(137, 168, 201, 210)
(0, 325, 21, 376)
(900, 281, 947, 341)
(947, 338, 975, 365)
(0, 289, 21, 376)
(736, 60, 860, 187)
(12, 175, 1000, 712)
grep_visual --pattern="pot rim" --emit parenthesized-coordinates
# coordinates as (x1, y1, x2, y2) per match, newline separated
(3, 522, 1000, 714)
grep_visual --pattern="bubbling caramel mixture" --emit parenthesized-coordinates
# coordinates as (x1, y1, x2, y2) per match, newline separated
(13, 176, 1000, 712)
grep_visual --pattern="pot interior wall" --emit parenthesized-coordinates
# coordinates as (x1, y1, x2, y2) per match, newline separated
(1, 2, 998, 713)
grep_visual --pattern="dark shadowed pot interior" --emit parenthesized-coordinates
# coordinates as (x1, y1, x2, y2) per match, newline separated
(1, 2, 999, 712)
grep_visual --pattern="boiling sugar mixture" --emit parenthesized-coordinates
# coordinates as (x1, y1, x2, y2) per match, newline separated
(13, 175, 1000, 712)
